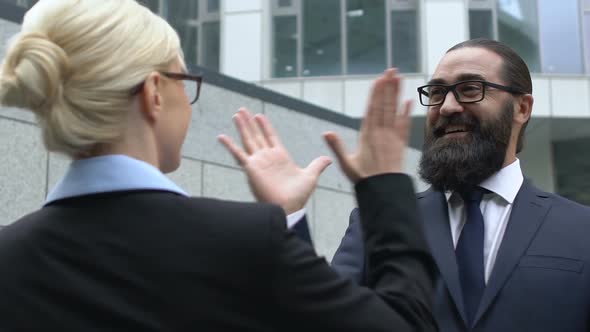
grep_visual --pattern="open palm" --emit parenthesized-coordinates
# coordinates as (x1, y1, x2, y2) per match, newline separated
(218, 109, 331, 214)
(324, 68, 412, 183)
(219, 69, 412, 214)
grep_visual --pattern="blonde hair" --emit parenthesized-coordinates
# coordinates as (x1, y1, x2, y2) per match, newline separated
(0, 0, 181, 157)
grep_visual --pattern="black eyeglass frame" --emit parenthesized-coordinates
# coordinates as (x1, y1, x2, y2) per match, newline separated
(130, 71, 203, 105)
(416, 80, 526, 107)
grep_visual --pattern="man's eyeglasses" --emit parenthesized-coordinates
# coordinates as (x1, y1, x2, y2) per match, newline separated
(416, 80, 526, 107)
(130, 71, 203, 105)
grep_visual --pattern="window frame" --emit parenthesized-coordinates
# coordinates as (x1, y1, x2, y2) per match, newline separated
(270, 0, 303, 77)
(582, 0, 590, 73)
(468, 0, 499, 39)
(151, 0, 220, 70)
(270, 0, 421, 78)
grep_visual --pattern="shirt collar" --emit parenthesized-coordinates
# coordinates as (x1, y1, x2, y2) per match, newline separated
(45, 155, 189, 205)
(445, 158, 524, 204)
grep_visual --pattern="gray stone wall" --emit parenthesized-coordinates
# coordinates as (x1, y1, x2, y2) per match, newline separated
(0, 18, 358, 260)
(0, 18, 427, 260)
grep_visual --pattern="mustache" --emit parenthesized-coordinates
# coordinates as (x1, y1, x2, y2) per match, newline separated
(432, 114, 479, 138)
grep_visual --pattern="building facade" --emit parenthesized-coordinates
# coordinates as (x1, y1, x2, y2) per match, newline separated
(133, 0, 590, 204)
(1, 0, 590, 258)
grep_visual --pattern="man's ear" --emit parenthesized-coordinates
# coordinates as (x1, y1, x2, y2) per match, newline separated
(140, 72, 163, 123)
(514, 94, 533, 126)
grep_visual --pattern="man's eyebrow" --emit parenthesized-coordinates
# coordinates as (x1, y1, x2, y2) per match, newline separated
(426, 73, 487, 85)
(456, 73, 486, 81)
(427, 78, 446, 85)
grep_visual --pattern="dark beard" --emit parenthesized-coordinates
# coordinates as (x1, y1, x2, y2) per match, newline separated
(418, 100, 513, 193)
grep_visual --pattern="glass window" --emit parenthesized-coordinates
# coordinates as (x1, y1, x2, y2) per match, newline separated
(538, 0, 583, 74)
(168, 1, 200, 65)
(391, 9, 419, 73)
(2, 0, 19, 6)
(270, 0, 420, 77)
(4, 0, 37, 8)
(554, 136, 590, 205)
(585, 12, 590, 73)
(469, 9, 494, 39)
(207, 0, 219, 13)
(346, 0, 386, 75)
(202, 21, 220, 71)
(302, 0, 342, 76)
(497, 0, 540, 72)
(139, 0, 160, 13)
(273, 16, 298, 77)
(279, 0, 293, 7)
(165, 0, 220, 71)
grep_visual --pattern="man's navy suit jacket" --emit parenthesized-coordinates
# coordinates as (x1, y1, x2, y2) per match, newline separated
(299, 180, 590, 331)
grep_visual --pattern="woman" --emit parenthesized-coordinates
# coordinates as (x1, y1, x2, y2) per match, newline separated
(0, 0, 435, 331)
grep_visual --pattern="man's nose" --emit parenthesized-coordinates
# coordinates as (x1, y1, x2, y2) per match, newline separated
(439, 90, 464, 116)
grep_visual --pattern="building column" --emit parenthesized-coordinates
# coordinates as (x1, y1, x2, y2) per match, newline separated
(221, 0, 264, 81)
(423, 0, 468, 74)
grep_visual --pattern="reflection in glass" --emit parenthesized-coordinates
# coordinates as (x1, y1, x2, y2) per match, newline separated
(346, 0, 386, 75)
(497, 0, 540, 72)
(469, 9, 494, 39)
(168, 1, 199, 65)
(203, 22, 220, 71)
(303, 0, 342, 76)
(392, 10, 419, 73)
(538, 0, 583, 74)
(273, 16, 298, 77)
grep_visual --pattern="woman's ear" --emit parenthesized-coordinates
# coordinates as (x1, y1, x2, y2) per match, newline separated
(140, 72, 163, 123)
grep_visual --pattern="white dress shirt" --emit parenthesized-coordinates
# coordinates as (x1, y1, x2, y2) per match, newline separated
(446, 159, 524, 283)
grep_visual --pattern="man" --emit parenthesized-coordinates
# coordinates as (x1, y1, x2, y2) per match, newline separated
(330, 38, 590, 331)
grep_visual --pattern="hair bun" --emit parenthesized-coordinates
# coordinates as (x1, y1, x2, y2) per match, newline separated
(0, 32, 70, 114)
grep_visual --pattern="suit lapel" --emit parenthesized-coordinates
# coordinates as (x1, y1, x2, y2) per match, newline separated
(473, 181, 551, 324)
(419, 189, 469, 325)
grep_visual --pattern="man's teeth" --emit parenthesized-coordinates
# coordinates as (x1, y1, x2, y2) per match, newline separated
(445, 126, 467, 134)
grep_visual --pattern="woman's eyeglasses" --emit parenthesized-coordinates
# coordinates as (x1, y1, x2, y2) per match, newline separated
(130, 72, 203, 105)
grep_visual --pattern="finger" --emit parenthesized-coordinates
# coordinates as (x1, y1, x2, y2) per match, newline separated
(233, 112, 255, 154)
(324, 132, 360, 183)
(363, 71, 388, 131)
(401, 99, 413, 117)
(383, 69, 401, 127)
(234, 109, 261, 153)
(254, 114, 282, 148)
(240, 108, 268, 149)
(218, 134, 248, 165)
(244, 111, 270, 149)
(304, 156, 332, 178)
(395, 100, 414, 143)
(323, 131, 350, 170)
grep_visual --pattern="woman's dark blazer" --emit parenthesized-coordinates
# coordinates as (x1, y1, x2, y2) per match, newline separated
(0, 174, 436, 331)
